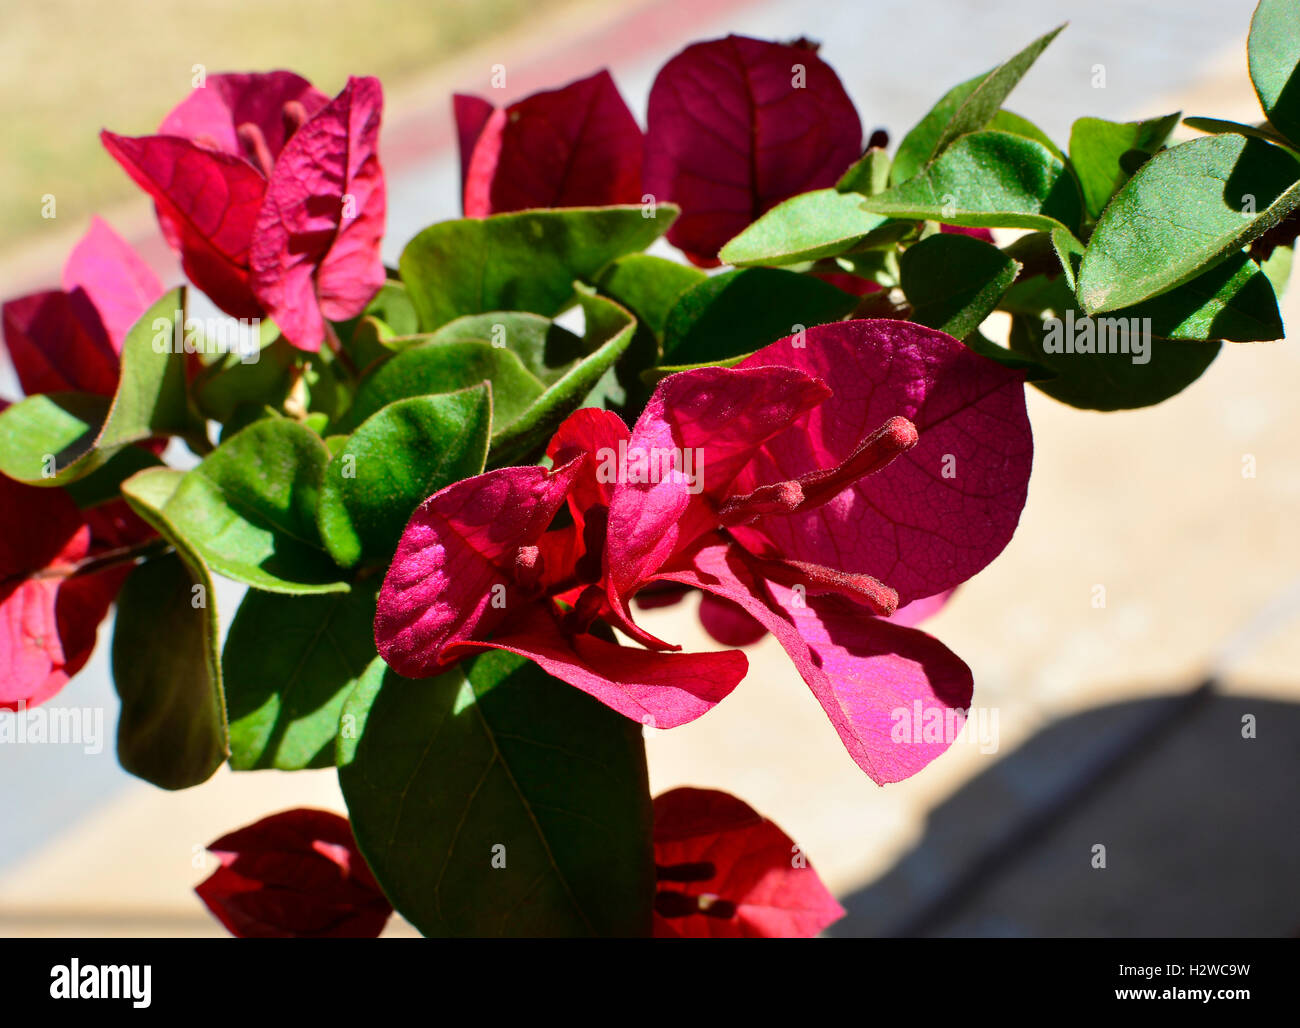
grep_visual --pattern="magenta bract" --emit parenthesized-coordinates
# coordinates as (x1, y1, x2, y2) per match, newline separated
(375, 319, 1032, 783)
(456, 69, 643, 217)
(103, 73, 386, 350)
(652, 787, 845, 938)
(643, 35, 862, 264)
(195, 808, 392, 938)
(2, 217, 161, 396)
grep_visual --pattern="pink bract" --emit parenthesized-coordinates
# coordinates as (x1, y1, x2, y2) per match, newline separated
(102, 73, 386, 349)
(2, 217, 161, 396)
(376, 319, 1031, 784)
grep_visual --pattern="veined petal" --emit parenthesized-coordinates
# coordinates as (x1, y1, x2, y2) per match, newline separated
(0, 475, 95, 710)
(101, 131, 266, 318)
(463, 70, 643, 217)
(605, 364, 828, 599)
(452, 93, 496, 189)
(661, 538, 972, 784)
(447, 603, 746, 729)
(733, 319, 1032, 604)
(644, 35, 861, 264)
(375, 461, 581, 678)
(2, 290, 119, 397)
(196, 807, 390, 939)
(251, 76, 386, 351)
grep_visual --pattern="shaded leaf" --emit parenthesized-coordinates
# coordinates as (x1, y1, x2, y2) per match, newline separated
(337, 650, 654, 937)
(1249, 0, 1300, 146)
(1009, 312, 1220, 410)
(111, 552, 228, 789)
(898, 232, 1020, 339)
(1068, 113, 1181, 219)
(1129, 251, 1282, 341)
(224, 581, 381, 770)
(488, 287, 636, 464)
(596, 255, 705, 338)
(662, 268, 857, 365)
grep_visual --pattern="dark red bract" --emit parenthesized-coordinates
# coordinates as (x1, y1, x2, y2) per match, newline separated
(643, 35, 862, 264)
(195, 808, 392, 939)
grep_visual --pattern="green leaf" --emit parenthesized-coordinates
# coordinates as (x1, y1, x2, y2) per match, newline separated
(1077, 134, 1300, 313)
(488, 287, 636, 465)
(931, 25, 1065, 161)
(1249, 0, 1300, 146)
(718, 188, 889, 267)
(193, 335, 296, 423)
(61, 444, 163, 509)
(890, 25, 1064, 185)
(1260, 241, 1294, 297)
(965, 330, 1056, 380)
(156, 419, 348, 594)
(400, 205, 676, 332)
(1127, 252, 1282, 341)
(423, 313, 576, 384)
(336, 338, 542, 435)
(355, 279, 419, 336)
(1051, 227, 1086, 291)
(989, 109, 1068, 164)
(863, 131, 1084, 234)
(337, 650, 654, 937)
(899, 232, 1021, 339)
(111, 473, 228, 790)
(1008, 311, 1220, 410)
(662, 268, 857, 366)
(338, 340, 540, 431)
(1006, 250, 1281, 342)
(642, 354, 750, 385)
(1182, 116, 1298, 152)
(337, 280, 421, 367)
(596, 255, 706, 409)
(1068, 113, 1181, 219)
(596, 255, 705, 338)
(0, 288, 204, 485)
(835, 146, 891, 195)
(224, 581, 381, 770)
(317, 386, 491, 568)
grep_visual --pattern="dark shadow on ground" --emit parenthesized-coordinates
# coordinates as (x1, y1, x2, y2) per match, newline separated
(830, 689, 1300, 937)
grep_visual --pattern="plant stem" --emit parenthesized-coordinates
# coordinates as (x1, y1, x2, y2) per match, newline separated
(32, 536, 174, 581)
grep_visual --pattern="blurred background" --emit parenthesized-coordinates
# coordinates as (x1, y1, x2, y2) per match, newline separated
(1, 0, 1297, 937)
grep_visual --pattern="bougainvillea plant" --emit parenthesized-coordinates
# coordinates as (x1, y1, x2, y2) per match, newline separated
(4, 1, 1299, 937)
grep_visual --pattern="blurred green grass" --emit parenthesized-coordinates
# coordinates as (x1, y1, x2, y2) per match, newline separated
(0, 0, 577, 248)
